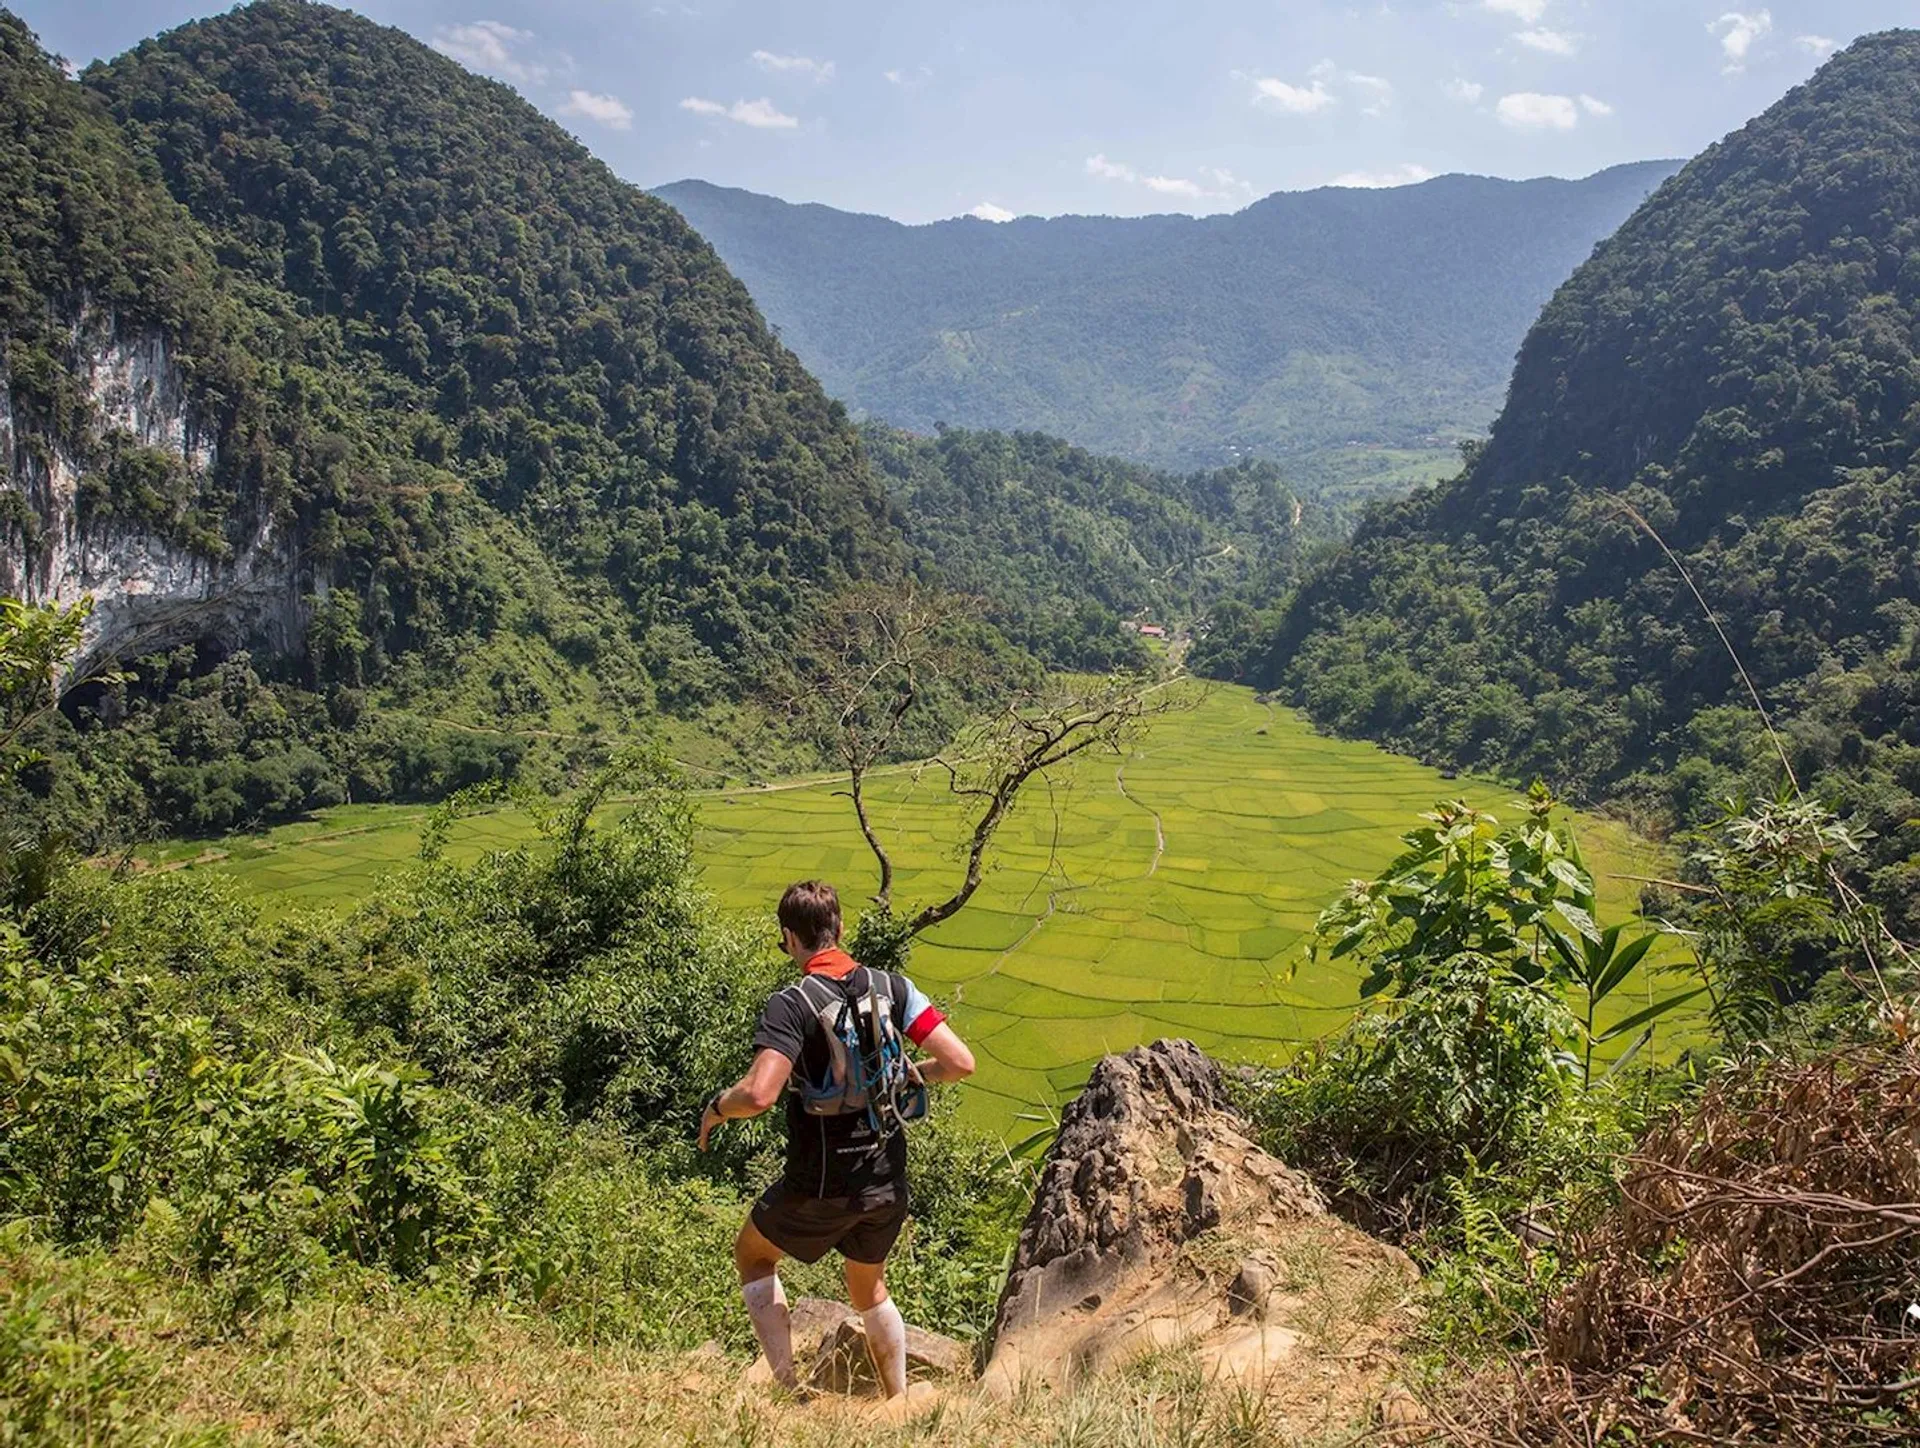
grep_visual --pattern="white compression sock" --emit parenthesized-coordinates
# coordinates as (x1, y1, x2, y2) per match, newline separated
(862, 1296, 909, 1399)
(741, 1275, 796, 1389)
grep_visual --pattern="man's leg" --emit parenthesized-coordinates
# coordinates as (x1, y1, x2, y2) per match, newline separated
(844, 1257, 908, 1399)
(735, 1216, 796, 1390)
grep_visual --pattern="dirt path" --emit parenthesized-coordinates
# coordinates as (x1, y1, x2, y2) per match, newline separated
(1114, 761, 1166, 878)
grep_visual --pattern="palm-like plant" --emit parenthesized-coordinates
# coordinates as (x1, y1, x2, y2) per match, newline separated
(1544, 837, 1705, 1087)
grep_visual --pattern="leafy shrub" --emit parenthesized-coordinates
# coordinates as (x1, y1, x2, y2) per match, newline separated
(1245, 794, 1694, 1235)
(1248, 951, 1575, 1236)
(0, 935, 488, 1313)
(354, 759, 784, 1153)
(1677, 794, 1887, 1044)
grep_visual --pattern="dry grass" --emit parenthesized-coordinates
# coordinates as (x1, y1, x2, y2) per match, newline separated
(2, 1245, 1395, 1448)
(1439, 1040, 1920, 1446)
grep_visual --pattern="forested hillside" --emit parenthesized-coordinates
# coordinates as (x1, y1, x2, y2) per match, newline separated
(867, 424, 1335, 670)
(6, 1, 1333, 842)
(654, 164, 1680, 479)
(1201, 30, 1920, 925)
(85, 0, 897, 668)
(0, 8, 382, 594)
(0, 0, 915, 838)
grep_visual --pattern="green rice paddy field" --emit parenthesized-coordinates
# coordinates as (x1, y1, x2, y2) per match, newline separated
(146, 687, 1682, 1130)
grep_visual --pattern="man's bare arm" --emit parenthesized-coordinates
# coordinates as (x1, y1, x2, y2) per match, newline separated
(914, 1022, 975, 1085)
(697, 1047, 792, 1150)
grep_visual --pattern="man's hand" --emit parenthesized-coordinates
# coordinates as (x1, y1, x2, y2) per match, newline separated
(697, 1092, 724, 1152)
(697, 1051, 793, 1151)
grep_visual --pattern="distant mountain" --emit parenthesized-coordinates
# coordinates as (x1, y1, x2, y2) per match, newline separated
(1199, 32, 1920, 923)
(654, 164, 1682, 476)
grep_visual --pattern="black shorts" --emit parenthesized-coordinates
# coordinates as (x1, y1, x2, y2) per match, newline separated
(750, 1181, 909, 1265)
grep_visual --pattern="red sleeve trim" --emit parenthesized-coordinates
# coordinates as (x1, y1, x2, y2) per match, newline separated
(905, 1006, 945, 1046)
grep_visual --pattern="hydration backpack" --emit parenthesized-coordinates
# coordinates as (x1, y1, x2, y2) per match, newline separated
(793, 970, 929, 1137)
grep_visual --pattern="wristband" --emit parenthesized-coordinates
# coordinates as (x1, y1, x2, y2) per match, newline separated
(707, 1090, 725, 1121)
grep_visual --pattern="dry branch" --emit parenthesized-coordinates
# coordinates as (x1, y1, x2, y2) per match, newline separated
(1444, 1043, 1920, 1446)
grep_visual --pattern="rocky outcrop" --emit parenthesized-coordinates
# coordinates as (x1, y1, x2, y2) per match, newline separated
(984, 1038, 1416, 1405)
(0, 314, 302, 675)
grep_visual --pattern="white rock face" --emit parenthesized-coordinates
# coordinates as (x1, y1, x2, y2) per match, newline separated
(0, 314, 304, 676)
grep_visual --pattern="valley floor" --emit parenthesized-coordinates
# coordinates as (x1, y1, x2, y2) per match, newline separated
(132, 686, 1685, 1133)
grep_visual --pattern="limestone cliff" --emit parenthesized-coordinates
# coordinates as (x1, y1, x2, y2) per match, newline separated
(0, 313, 303, 676)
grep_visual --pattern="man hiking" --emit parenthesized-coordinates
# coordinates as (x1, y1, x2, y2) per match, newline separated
(698, 880, 975, 1402)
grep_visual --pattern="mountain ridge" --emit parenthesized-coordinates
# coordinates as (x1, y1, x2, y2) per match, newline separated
(660, 161, 1686, 229)
(653, 161, 1685, 474)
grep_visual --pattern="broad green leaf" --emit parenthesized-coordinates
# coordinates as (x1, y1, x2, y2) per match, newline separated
(1553, 899, 1603, 944)
(1598, 1026, 1656, 1083)
(1548, 857, 1593, 894)
(1593, 985, 1709, 1043)
(1593, 932, 1659, 1001)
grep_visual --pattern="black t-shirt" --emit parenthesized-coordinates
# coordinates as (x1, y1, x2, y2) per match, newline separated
(752, 960, 939, 1202)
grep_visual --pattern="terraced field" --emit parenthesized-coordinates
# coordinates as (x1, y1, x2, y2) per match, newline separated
(147, 687, 1678, 1130)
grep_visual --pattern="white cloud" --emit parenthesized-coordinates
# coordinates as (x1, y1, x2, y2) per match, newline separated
(1795, 34, 1838, 59)
(1143, 175, 1206, 199)
(1252, 75, 1337, 114)
(1444, 78, 1485, 104)
(1496, 91, 1579, 130)
(1251, 62, 1388, 117)
(884, 65, 933, 87)
(1483, 0, 1549, 22)
(1329, 163, 1437, 189)
(751, 50, 835, 82)
(1515, 28, 1578, 56)
(1578, 93, 1614, 117)
(967, 202, 1015, 222)
(679, 96, 800, 129)
(558, 89, 633, 130)
(1711, 11, 1773, 72)
(1203, 167, 1259, 199)
(1086, 155, 1247, 206)
(431, 20, 546, 84)
(1347, 70, 1395, 117)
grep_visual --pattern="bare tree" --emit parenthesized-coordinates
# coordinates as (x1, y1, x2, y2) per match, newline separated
(902, 675, 1172, 935)
(795, 585, 1187, 938)
(794, 582, 966, 914)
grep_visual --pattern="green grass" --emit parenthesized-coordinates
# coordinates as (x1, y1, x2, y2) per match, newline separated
(140, 686, 1683, 1132)
(1291, 443, 1464, 506)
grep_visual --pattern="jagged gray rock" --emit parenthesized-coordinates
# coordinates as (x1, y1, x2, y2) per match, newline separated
(983, 1038, 1415, 1398)
(1, 315, 302, 676)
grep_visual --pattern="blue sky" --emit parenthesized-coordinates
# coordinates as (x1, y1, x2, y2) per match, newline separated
(22, 0, 1912, 223)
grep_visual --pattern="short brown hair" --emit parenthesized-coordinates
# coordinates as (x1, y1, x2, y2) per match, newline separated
(778, 880, 842, 952)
